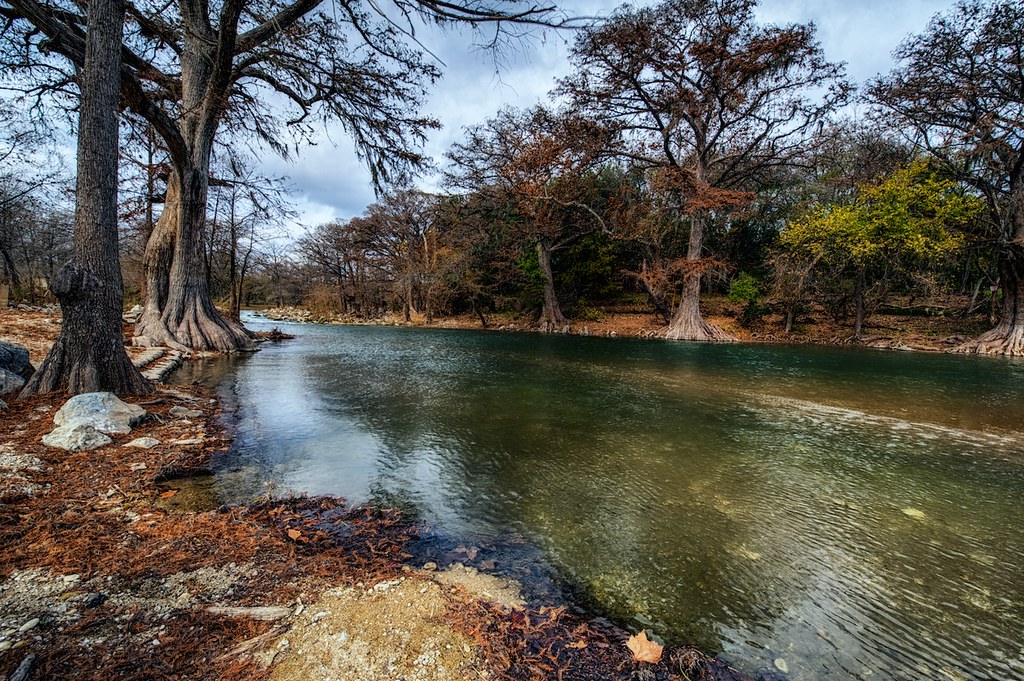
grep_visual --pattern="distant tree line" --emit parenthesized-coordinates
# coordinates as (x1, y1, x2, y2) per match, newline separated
(268, 0, 1018, 354)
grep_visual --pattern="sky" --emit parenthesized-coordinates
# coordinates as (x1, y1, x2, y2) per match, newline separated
(262, 0, 956, 237)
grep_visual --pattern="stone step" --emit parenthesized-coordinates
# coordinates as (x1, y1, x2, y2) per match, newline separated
(131, 347, 166, 369)
(141, 350, 184, 383)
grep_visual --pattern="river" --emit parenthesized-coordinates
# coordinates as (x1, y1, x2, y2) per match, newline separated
(176, 314, 1024, 680)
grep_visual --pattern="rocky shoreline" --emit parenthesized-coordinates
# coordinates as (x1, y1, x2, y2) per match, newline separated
(0, 307, 749, 681)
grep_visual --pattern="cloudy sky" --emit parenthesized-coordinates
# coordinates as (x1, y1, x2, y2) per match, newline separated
(264, 0, 956, 236)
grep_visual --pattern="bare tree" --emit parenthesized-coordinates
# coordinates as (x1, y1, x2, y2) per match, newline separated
(446, 106, 611, 330)
(870, 0, 1024, 355)
(2, 0, 572, 351)
(558, 0, 847, 341)
(20, 0, 151, 396)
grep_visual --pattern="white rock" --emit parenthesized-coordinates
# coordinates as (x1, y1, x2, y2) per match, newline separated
(18, 618, 39, 633)
(42, 423, 113, 452)
(53, 392, 146, 435)
(125, 437, 161, 449)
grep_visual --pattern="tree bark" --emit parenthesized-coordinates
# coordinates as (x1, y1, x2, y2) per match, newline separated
(21, 0, 151, 396)
(665, 210, 734, 342)
(133, 162, 254, 352)
(853, 266, 866, 339)
(955, 183, 1024, 355)
(536, 241, 566, 332)
(131, 9, 255, 353)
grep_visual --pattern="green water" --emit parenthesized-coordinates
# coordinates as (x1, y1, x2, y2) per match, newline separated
(186, 316, 1024, 680)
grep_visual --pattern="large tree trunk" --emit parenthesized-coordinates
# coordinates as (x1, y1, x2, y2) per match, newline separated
(21, 0, 151, 396)
(135, 172, 177, 341)
(133, 165, 254, 352)
(955, 185, 1024, 356)
(536, 241, 566, 332)
(132, 20, 254, 353)
(853, 266, 866, 339)
(666, 211, 734, 342)
(159, 167, 255, 351)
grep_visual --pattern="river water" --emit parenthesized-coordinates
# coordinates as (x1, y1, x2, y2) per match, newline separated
(179, 315, 1024, 680)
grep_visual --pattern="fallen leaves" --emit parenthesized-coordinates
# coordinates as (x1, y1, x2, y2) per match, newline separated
(159, 489, 178, 499)
(287, 528, 302, 541)
(626, 629, 663, 664)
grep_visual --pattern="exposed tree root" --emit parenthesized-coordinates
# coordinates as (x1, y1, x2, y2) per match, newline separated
(134, 298, 256, 353)
(665, 319, 737, 342)
(951, 324, 1024, 356)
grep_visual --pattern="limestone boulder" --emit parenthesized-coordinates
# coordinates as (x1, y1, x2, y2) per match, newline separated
(52, 392, 146, 435)
(42, 423, 113, 452)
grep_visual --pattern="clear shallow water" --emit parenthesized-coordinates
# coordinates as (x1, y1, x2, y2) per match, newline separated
(182, 315, 1024, 680)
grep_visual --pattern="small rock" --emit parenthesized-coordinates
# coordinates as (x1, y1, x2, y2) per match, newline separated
(125, 437, 161, 449)
(0, 340, 34, 385)
(18, 618, 39, 633)
(62, 574, 81, 583)
(422, 562, 437, 571)
(168, 406, 203, 419)
(130, 462, 148, 471)
(0, 367, 25, 396)
(774, 658, 789, 674)
(0, 397, 7, 411)
(311, 611, 328, 623)
(82, 592, 108, 609)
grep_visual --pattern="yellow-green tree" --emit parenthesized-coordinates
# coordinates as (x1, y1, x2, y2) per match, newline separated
(780, 162, 983, 337)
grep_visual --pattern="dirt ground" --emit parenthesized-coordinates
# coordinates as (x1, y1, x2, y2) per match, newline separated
(0, 307, 746, 681)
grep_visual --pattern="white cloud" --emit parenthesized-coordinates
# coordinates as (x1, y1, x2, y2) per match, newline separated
(259, 0, 954, 233)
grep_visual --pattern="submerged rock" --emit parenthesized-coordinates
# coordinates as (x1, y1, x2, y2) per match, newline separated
(53, 392, 146, 435)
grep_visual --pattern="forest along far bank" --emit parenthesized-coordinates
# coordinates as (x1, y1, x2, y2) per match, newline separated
(255, 292, 994, 354)
(0, 306, 750, 681)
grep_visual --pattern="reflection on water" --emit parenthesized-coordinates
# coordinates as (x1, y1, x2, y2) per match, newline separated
(177, 316, 1024, 680)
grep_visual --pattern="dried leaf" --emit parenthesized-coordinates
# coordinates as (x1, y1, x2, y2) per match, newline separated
(626, 630, 663, 664)
(159, 489, 178, 499)
(287, 529, 302, 541)
(566, 640, 588, 650)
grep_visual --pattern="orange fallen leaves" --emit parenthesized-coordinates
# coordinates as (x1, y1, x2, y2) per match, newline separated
(159, 489, 178, 499)
(626, 629, 663, 664)
(287, 528, 302, 541)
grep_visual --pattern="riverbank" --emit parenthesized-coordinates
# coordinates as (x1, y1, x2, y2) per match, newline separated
(257, 296, 991, 354)
(0, 308, 748, 680)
